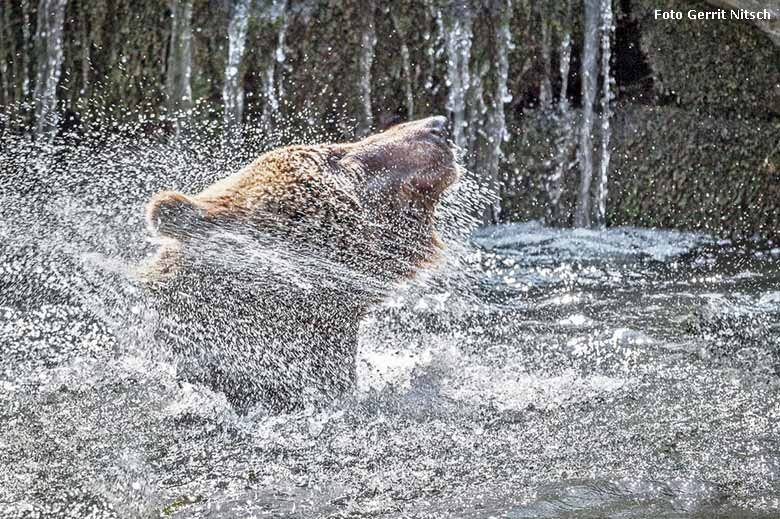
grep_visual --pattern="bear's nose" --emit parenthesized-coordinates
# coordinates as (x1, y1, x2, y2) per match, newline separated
(418, 116, 449, 144)
(422, 116, 447, 129)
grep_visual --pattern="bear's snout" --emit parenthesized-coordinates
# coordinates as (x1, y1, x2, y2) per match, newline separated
(417, 115, 449, 143)
(393, 115, 450, 149)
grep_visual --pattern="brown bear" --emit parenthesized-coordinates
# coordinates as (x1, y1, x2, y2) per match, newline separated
(139, 116, 459, 409)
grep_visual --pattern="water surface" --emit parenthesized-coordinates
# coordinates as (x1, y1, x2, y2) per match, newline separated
(1, 123, 778, 517)
(2, 214, 779, 517)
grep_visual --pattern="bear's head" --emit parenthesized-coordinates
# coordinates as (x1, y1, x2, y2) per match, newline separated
(141, 116, 459, 295)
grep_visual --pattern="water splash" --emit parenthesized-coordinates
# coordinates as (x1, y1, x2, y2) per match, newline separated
(2, 36, 779, 515)
(32, 0, 67, 140)
(222, 0, 253, 142)
(2, 107, 780, 514)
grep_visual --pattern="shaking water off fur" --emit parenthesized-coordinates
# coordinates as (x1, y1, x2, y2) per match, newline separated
(140, 116, 465, 409)
(1, 106, 780, 518)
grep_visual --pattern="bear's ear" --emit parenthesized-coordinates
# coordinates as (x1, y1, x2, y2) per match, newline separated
(146, 190, 207, 240)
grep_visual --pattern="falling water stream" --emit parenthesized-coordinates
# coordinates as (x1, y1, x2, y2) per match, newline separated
(32, 0, 67, 140)
(595, 0, 614, 228)
(575, 0, 599, 229)
(389, 11, 414, 120)
(441, 5, 473, 151)
(482, 0, 511, 224)
(166, 0, 194, 138)
(222, 0, 253, 140)
(355, 1, 376, 137)
(260, 0, 289, 130)
(545, 1, 574, 227)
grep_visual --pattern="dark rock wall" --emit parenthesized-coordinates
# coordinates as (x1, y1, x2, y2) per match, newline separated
(501, 0, 780, 238)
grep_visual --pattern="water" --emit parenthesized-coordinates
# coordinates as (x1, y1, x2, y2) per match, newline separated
(441, 5, 473, 151)
(483, 0, 512, 225)
(545, 1, 574, 227)
(355, 2, 377, 137)
(575, 0, 600, 228)
(572, 0, 615, 229)
(32, 0, 67, 140)
(595, 0, 614, 229)
(14, 0, 612, 232)
(389, 11, 414, 119)
(1, 115, 779, 517)
(166, 0, 194, 137)
(222, 0, 253, 140)
(538, 5, 553, 111)
(20, 0, 34, 99)
(438, 1, 510, 224)
(259, 0, 289, 131)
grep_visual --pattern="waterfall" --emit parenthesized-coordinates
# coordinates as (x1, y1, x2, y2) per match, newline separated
(33, 0, 67, 140)
(439, 1, 511, 223)
(390, 12, 414, 119)
(222, 0, 253, 141)
(21, 0, 33, 99)
(546, 0, 574, 226)
(165, 0, 194, 137)
(425, 2, 442, 105)
(595, 0, 614, 228)
(260, 0, 289, 130)
(442, 6, 474, 150)
(0, 4, 9, 104)
(484, 0, 513, 223)
(356, 1, 377, 137)
(574, 0, 600, 228)
(538, 5, 553, 111)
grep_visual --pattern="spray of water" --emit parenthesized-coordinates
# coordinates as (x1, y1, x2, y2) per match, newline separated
(3, 5, 780, 515)
(3, 102, 780, 514)
(1, 102, 490, 414)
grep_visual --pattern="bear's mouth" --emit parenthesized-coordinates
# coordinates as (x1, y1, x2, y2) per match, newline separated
(364, 160, 459, 209)
(411, 162, 460, 196)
